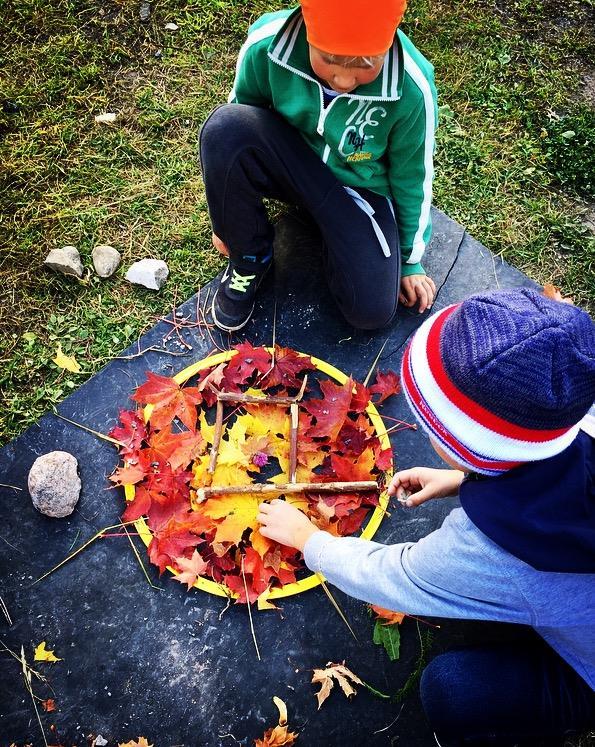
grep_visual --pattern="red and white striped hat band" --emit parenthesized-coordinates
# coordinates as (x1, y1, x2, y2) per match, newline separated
(400, 305, 581, 476)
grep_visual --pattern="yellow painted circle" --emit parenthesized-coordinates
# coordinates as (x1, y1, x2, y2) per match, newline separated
(126, 348, 391, 602)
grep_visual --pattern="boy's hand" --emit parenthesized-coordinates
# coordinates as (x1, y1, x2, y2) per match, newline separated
(257, 499, 320, 551)
(388, 467, 465, 507)
(399, 274, 436, 313)
(212, 232, 229, 257)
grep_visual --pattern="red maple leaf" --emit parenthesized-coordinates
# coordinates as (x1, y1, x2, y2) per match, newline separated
(222, 342, 272, 387)
(172, 549, 209, 590)
(337, 506, 370, 534)
(374, 444, 393, 471)
(149, 426, 205, 471)
(261, 346, 316, 389)
(303, 378, 353, 441)
(350, 381, 371, 413)
(132, 372, 202, 431)
(336, 423, 370, 456)
(109, 409, 147, 455)
(148, 514, 212, 574)
(369, 370, 401, 404)
(108, 461, 147, 487)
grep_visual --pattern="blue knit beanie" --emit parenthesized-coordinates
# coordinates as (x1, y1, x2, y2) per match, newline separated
(401, 288, 595, 475)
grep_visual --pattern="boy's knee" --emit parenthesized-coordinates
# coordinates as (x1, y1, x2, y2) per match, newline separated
(200, 103, 272, 155)
(342, 297, 397, 330)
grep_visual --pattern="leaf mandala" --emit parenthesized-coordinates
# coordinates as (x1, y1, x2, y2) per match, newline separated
(112, 344, 401, 603)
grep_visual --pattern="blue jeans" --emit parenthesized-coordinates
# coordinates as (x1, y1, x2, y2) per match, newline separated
(420, 638, 595, 746)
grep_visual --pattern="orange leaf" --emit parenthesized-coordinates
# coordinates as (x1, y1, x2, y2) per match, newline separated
(370, 604, 405, 625)
(41, 698, 56, 712)
(133, 372, 202, 431)
(172, 549, 209, 590)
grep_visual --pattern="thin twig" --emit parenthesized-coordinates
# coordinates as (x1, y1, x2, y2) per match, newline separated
(33, 520, 139, 585)
(218, 596, 232, 621)
(54, 414, 124, 447)
(111, 346, 190, 360)
(121, 523, 163, 591)
(0, 533, 25, 554)
(316, 575, 358, 642)
(289, 403, 299, 483)
(363, 338, 389, 387)
(0, 596, 12, 625)
(373, 703, 405, 733)
(241, 556, 261, 661)
(66, 530, 80, 553)
(20, 646, 48, 747)
(0, 483, 22, 491)
(196, 480, 377, 501)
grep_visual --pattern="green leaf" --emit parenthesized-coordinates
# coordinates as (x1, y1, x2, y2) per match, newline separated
(372, 620, 401, 661)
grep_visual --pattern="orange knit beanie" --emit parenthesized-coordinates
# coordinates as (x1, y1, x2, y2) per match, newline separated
(300, 0, 407, 57)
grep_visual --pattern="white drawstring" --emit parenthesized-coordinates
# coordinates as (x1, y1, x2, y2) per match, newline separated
(344, 186, 394, 258)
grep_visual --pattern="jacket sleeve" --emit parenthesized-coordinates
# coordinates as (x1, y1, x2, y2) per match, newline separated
(387, 68, 437, 277)
(228, 38, 272, 106)
(303, 508, 533, 622)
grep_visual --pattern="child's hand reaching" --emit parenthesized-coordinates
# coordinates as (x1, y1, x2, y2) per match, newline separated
(388, 467, 465, 507)
(257, 499, 320, 551)
(399, 274, 436, 313)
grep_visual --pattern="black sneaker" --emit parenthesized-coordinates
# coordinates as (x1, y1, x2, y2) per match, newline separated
(211, 262, 270, 332)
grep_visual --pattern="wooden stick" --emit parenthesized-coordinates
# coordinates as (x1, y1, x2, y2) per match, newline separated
(217, 391, 298, 406)
(289, 403, 299, 483)
(196, 480, 377, 502)
(208, 400, 225, 476)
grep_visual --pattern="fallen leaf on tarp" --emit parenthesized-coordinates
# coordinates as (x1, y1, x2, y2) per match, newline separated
(254, 696, 298, 746)
(370, 605, 405, 661)
(372, 619, 401, 661)
(172, 549, 209, 590)
(370, 605, 406, 625)
(133, 372, 202, 431)
(53, 345, 81, 373)
(369, 370, 400, 403)
(311, 661, 363, 709)
(41, 698, 56, 712)
(33, 642, 62, 662)
(118, 739, 153, 747)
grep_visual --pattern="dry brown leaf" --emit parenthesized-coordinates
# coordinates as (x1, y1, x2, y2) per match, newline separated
(118, 739, 153, 747)
(311, 661, 363, 709)
(254, 696, 297, 746)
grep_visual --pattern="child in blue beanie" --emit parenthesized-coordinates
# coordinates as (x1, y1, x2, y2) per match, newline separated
(258, 288, 595, 745)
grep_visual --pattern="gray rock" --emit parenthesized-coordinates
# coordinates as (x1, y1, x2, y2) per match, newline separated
(43, 246, 84, 278)
(93, 737, 108, 747)
(125, 258, 169, 290)
(92, 244, 121, 278)
(28, 451, 81, 518)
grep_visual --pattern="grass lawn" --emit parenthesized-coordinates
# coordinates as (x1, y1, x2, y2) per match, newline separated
(1, 0, 594, 445)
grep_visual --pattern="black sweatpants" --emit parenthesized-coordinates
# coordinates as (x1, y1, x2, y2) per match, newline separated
(199, 104, 401, 330)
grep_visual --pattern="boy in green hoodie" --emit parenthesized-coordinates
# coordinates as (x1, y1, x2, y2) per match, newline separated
(200, 0, 438, 332)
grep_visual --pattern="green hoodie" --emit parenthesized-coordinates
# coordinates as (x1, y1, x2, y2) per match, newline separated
(229, 8, 438, 276)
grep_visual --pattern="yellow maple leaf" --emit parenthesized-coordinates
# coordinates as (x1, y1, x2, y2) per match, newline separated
(53, 345, 81, 374)
(33, 641, 62, 662)
(198, 411, 215, 443)
(205, 493, 261, 545)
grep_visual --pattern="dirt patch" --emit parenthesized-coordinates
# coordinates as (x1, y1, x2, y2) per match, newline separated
(580, 70, 595, 109)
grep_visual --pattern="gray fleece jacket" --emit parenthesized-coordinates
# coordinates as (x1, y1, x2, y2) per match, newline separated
(304, 507, 595, 689)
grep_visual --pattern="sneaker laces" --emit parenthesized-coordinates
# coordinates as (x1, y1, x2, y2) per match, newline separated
(228, 269, 256, 293)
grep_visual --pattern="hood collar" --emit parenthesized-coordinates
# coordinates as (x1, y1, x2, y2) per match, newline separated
(268, 8, 403, 101)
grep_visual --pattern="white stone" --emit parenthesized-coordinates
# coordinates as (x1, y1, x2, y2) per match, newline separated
(93, 737, 108, 747)
(92, 244, 121, 278)
(164, 22, 179, 31)
(94, 112, 117, 124)
(125, 258, 169, 290)
(28, 451, 81, 518)
(43, 246, 84, 278)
